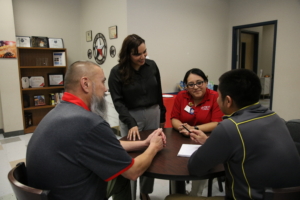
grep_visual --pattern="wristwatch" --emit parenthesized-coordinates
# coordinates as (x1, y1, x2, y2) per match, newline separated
(194, 126, 199, 130)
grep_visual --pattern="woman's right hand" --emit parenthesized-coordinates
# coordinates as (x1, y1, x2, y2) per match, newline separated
(178, 123, 191, 137)
(127, 126, 141, 141)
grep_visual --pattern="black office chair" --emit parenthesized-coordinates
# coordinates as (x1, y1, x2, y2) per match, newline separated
(286, 119, 300, 155)
(8, 162, 50, 200)
(207, 176, 225, 196)
(263, 186, 300, 200)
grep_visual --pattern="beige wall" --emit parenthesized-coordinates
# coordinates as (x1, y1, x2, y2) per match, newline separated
(0, 0, 81, 135)
(13, 0, 81, 66)
(0, 0, 23, 133)
(127, 0, 230, 92)
(229, 0, 300, 120)
(1, 0, 299, 134)
(79, 0, 128, 84)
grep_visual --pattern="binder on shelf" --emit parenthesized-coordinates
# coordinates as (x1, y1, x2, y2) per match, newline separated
(53, 52, 66, 66)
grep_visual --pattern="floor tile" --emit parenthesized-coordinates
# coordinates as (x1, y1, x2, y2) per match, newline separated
(19, 133, 32, 146)
(0, 145, 3, 150)
(0, 137, 21, 145)
(9, 159, 26, 169)
(0, 150, 10, 168)
(0, 193, 16, 200)
(0, 166, 14, 197)
(2, 141, 26, 162)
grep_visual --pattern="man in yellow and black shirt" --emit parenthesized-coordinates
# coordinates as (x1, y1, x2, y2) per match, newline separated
(166, 69, 300, 200)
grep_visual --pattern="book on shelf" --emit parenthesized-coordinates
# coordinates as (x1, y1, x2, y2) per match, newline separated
(53, 52, 66, 66)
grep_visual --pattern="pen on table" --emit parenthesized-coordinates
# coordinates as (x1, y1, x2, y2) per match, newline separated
(182, 125, 191, 133)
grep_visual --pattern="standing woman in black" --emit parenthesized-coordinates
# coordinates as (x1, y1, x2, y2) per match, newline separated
(108, 34, 166, 200)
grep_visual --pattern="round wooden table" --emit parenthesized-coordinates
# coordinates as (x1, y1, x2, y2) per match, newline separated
(121, 128, 225, 195)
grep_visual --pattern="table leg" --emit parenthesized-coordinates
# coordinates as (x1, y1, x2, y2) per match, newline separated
(130, 180, 137, 200)
(207, 178, 213, 197)
(170, 180, 186, 194)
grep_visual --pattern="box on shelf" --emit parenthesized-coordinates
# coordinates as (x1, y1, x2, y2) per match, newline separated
(53, 52, 66, 66)
(34, 95, 46, 106)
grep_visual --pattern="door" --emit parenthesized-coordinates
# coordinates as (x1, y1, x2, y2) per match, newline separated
(231, 21, 277, 110)
(239, 31, 258, 73)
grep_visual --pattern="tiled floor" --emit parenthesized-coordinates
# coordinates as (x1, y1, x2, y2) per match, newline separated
(0, 133, 32, 200)
(0, 133, 224, 200)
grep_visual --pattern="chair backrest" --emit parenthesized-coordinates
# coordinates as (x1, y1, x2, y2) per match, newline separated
(264, 186, 300, 200)
(7, 162, 50, 200)
(286, 119, 300, 155)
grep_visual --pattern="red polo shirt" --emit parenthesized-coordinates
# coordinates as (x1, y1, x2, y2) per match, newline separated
(171, 89, 223, 126)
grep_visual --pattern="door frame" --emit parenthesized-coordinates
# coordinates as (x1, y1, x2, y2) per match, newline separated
(231, 20, 277, 110)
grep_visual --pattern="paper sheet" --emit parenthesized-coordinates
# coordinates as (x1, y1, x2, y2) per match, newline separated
(177, 144, 201, 157)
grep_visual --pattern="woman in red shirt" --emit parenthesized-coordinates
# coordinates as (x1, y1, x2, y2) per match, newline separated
(171, 68, 224, 196)
(171, 68, 223, 135)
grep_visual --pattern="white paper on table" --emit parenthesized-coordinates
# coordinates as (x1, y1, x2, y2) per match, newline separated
(177, 144, 201, 157)
(162, 94, 173, 98)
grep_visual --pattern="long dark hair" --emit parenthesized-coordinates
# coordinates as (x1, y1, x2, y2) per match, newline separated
(118, 34, 145, 84)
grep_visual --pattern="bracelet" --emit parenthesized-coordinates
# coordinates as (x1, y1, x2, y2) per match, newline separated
(194, 126, 199, 130)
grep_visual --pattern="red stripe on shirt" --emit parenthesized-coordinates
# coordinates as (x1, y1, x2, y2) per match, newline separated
(61, 92, 90, 111)
(105, 158, 135, 182)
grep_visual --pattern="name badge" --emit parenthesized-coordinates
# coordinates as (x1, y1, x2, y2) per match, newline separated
(184, 105, 194, 115)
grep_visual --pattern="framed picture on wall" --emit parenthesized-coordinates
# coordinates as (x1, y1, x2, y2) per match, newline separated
(109, 26, 117, 39)
(86, 30, 92, 42)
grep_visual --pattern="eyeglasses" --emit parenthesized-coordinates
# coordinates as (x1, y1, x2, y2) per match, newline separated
(186, 81, 205, 88)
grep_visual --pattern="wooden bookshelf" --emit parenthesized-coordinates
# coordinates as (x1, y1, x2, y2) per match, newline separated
(17, 47, 67, 134)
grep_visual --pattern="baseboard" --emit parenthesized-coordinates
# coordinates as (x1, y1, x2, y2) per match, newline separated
(0, 129, 3, 134)
(3, 129, 24, 138)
